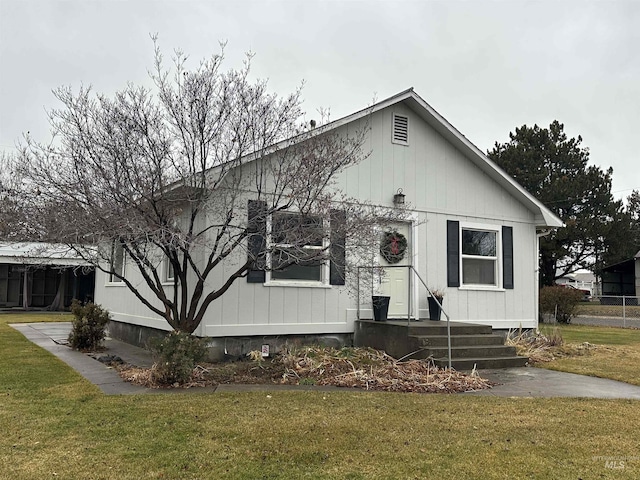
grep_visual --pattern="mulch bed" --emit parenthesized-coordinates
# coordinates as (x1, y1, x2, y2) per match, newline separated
(113, 346, 496, 393)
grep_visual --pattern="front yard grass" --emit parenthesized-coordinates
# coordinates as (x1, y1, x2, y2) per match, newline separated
(538, 324, 640, 386)
(2, 314, 640, 478)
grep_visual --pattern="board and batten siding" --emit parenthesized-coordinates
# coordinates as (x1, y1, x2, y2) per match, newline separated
(95, 101, 542, 335)
(336, 105, 539, 329)
(339, 105, 534, 223)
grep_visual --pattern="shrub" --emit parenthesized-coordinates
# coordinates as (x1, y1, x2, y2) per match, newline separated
(150, 331, 207, 385)
(539, 286, 583, 323)
(68, 300, 111, 351)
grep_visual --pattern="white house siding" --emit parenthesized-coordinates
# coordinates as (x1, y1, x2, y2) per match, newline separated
(95, 210, 210, 332)
(96, 98, 545, 336)
(334, 105, 539, 329)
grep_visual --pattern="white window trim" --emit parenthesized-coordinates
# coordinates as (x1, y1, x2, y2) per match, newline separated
(107, 244, 126, 285)
(459, 222, 503, 291)
(162, 256, 175, 284)
(264, 212, 330, 287)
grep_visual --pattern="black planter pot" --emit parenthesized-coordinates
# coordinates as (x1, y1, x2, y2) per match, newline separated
(372, 296, 390, 322)
(428, 296, 443, 321)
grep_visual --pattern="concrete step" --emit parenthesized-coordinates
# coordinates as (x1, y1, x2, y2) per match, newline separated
(433, 356, 529, 370)
(413, 334, 505, 348)
(406, 322, 493, 336)
(424, 345, 519, 359)
(354, 319, 528, 369)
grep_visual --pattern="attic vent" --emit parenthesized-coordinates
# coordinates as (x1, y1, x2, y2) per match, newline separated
(392, 114, 409, 145)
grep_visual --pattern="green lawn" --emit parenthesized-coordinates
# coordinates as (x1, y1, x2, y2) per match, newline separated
(538, 324, 640, 386)
(2, 314, 640, 478)
(541, 323, 640, 346)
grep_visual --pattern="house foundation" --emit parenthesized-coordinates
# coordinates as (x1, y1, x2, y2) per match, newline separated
(107, 319, 353, 362)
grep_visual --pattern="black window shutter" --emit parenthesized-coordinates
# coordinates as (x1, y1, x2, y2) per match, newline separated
(247, 200, 267, 283)
(329, 209, 346, 286)
(502, 226, 514, 289)
(447, 220, 460, 287)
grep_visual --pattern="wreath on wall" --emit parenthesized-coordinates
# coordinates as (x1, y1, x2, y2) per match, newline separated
(380, 230, 408, 264)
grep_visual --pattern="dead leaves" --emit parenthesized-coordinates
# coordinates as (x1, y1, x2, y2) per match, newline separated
(115, 346, 495, 393)
(279, 346, 494, 393)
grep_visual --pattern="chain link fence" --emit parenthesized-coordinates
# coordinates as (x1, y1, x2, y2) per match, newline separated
(570, 295, 640, 328)
(595, 296, 640, 318)
(541, 295, 640, 326)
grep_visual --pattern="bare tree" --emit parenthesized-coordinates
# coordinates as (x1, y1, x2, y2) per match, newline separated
(0, 152, 25, 239)
(8, 39, 400, 334)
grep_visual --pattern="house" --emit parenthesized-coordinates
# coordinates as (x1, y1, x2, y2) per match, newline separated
(556, 271, 598, 297)
(0, 242, 95, 310)
(95, 89, 562, 358)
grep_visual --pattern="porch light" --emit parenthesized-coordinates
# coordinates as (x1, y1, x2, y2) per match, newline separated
(393, 188, 405, 206)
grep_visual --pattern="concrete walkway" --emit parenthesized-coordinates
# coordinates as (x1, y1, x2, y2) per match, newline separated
(466, 368, 640, 399)
(11, 322, 152, 395)
(10, 322, 640, 399)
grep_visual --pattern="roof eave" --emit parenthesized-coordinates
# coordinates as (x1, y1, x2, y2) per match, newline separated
(402, 92, 564, 229)
(205, 88, 564, 229)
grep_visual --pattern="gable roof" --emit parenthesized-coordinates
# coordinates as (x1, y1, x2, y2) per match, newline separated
(202, 88, 563, 228)
(312, 88, 563, 228)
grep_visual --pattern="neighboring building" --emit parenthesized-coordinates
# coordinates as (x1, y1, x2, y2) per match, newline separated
(95, 89, 563, 355)
(0, 243, 94, 310)
(601, 251, 640, 297)
(556, 271, 598, 297)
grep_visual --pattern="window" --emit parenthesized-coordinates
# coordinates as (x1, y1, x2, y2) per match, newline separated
(392, 113, 409, 145)
(461, 228, 498, 286)
(269, 212, 326, 282)
(109, 243, 125, 283)
(246, 200, 345, 286)
(447, 221, 513, 290)
(164, 256, 175, 282)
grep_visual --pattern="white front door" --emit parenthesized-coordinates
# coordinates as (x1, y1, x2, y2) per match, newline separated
(379, 223, 412, 318)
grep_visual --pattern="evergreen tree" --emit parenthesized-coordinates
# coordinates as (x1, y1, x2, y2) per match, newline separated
(489, 121, 621, 286)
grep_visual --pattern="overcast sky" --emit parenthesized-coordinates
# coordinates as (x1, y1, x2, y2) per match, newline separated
(1, 0, 638, 201)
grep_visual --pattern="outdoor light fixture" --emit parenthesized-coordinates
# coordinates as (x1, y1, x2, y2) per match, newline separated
(393, 188, 405, 206)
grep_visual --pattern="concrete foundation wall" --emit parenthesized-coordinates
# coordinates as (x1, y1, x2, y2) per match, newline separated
(107, 319, 353, 362)
(107, 320, 167, 351)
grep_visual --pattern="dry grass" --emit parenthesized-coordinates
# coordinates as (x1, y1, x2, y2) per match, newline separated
(505, 327, 577, 363)
(507, 326, 613, 366)
(279, 346, 494, 393)
(116, 346, 495, 393)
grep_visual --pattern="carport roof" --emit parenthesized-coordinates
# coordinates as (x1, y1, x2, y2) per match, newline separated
(0, 242, 90, 267)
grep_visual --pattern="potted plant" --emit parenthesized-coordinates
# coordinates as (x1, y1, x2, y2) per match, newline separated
(428, 288, 445, 321)
(372, 295, 391, 322)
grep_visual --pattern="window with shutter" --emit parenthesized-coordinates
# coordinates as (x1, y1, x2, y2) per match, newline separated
(447, 222, 515, 290)
(270, 212, 325, 282)
(247, 202, 345, 287)
(461, 228, 498, 286)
